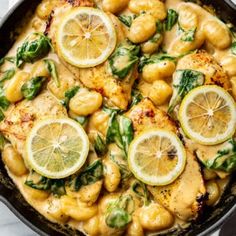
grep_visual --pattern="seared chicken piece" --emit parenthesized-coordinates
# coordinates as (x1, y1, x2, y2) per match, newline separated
(177, 50, 231, 90)
(47, 2, 137, 110)
(148, 151, 205, 221)
(125, 98, 177, 134)
(126, 98, 206, 221)
(0, 91, 67, 158)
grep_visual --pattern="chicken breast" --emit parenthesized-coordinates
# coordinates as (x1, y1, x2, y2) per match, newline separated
(0, 91, 67, 158)
(177, 50, 231, 89)
(47, 2, 137, 110)
(125, 98, 177, 134)
(126, 98, 206, 221)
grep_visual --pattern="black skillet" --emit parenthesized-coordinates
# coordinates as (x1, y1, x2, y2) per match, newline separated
(0, 0, 236, 235)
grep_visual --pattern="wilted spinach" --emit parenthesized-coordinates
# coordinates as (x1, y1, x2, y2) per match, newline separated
(21, 76, 46, 100)
(73, 116, 88, 125)
(168, 69, 204, 115)
(16, 33, 52, 67)
(232, 42, 236, 55)
(106, 195, 134, 229)
(94, 133, 107, 156)
(130, 89, 143, 108)
(0, 87, 10, 110)
(0, 56, 15, 66)
(204, 139, 236, 173)
(0, 68, 15, 86)
(71, 160, 103, 191)
(0, 133, 6, 150)
(44, 59, 60, 87)
(61, 86, 80, 108)
(179, 25, 196, 42)
(109, 41, 140, 79)
(0, 110, 5, 122)
(105, 108, 134, 156)
(118, 15, 134, 27)
(164, 9, 179, 31)
(25, 172, 66, 196)
(132, 181, 150, 206)
(138, 53, 176, 72)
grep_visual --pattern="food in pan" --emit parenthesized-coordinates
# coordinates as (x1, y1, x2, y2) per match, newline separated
(0, 0, 236, 235)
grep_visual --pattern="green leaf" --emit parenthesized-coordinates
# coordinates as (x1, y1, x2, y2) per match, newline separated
(109, 41, 140, 79)
(180, 28, 196, 42)
(0, 57, 15, 66)
(0, 68, 15, 86)
(118, 15, 133, 27)
(72, 160, 103, 191)
(130, 89, 143, 107)
(73, 116, 87, 125)
(0, 87, 10, 110)
(0, 133, 6, 150)
(138, 53, 176, 72)
(25, 172, 66, 196)
(231, 42, 236, 55)
(21, 76, 46, 100)
(168, 69, 205, 115)
(61, 86, 80, 108)
(44, 59, 60, 87)
(164, 9, 178, 31)
(94, 133, 107, 156)
(16, 33, 52, 68)
(204, 139, 236, 173)
(132, 181, 150, 205)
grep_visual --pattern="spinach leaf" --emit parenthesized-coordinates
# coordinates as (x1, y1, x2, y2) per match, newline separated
(73, 116, 87, 125)
(72, 160, 103, 191)
(130, 89, 143, 107)
(0, 133, 6, 150)
(0, 57, 15, 66)
(0, 110, 5, 122)
(105, 109, 134, 156)
(25, 172, 66, 196)
(138, 53, 176, 72)
(0, 87, 10, 110)
(118, 15, 133, 27)
(44, 59, 60, 87)
(0, 68, 15, 86)
(164, 9, 179, 31)
(106, 195, 134, 229)
(132, 181, 150, 205)
(61, 86, 80, 108)
(231, 42, 236, 55)
(109, 41, 140, 79)
(168, 69, 204, 115)
(16, 33, 52, 68)
(94, 133, 107, 156)
(204, 139, 236, 173)
(180, 27, 196, 42)
(21, 76, 46, 100)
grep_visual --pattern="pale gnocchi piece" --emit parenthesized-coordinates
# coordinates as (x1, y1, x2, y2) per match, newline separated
(102, 0, 129, 13)
(141, 34, 163, 54)
(178, 4, 198, 30)
(36, 0, 56, 20)
(23, 184, 50, 201)
(98, 193, 120, 214)
(129, 0, 167, 20)
(148, 80, 173, 106)
(69, 88, 103, 116)
(206, 180, 220, 206)
(128, 14, 156, 44)
(126, 215, 144, 236)
(5, 71, 30, 103)
(103, 160, 121, 192)
(45, 198, 69, 223)
(61, 196, 98, 221)
(88, 110, 110, 136)
(83, 215, 100, 236)
(139, 203, 174, 231)
(203, 19, 232, 49)
(203, 168, 217, 181)
(2, 145, 28, 176)
(142, 60, 176, 83)
(221, 55, 236, 77)
(31, 60, 50, 78)
(230, 76, 236, 100)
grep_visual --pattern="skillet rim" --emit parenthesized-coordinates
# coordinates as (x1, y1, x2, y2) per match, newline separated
(0, 0, 236, 235)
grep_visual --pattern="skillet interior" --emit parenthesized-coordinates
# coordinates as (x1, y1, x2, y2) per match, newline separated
(0, 0, 236, 235)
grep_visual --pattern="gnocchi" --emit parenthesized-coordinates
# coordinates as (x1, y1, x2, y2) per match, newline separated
(83, 215, 100, 236)
(102, 0, 129, 13)
(221, 55, 236, 77)
(206, 180, 220, 206)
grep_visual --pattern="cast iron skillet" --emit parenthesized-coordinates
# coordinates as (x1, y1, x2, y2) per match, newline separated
(0, 1, 236, 235)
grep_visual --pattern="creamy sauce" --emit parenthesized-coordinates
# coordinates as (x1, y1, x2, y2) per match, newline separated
(1, 0, 235, 235)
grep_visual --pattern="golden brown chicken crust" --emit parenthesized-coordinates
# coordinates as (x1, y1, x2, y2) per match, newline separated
(177, 50, 231, 90)
(0, 91, 67, 158)
(125, 98, 177, 134)
(65, 0, 95, 7)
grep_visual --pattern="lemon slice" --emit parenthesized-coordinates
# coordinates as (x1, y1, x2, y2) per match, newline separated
(128, 130, 186, 186)
(179, 85, 236, 145)
(26, 118, 89, 179)
(56, 7, 117, 68)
